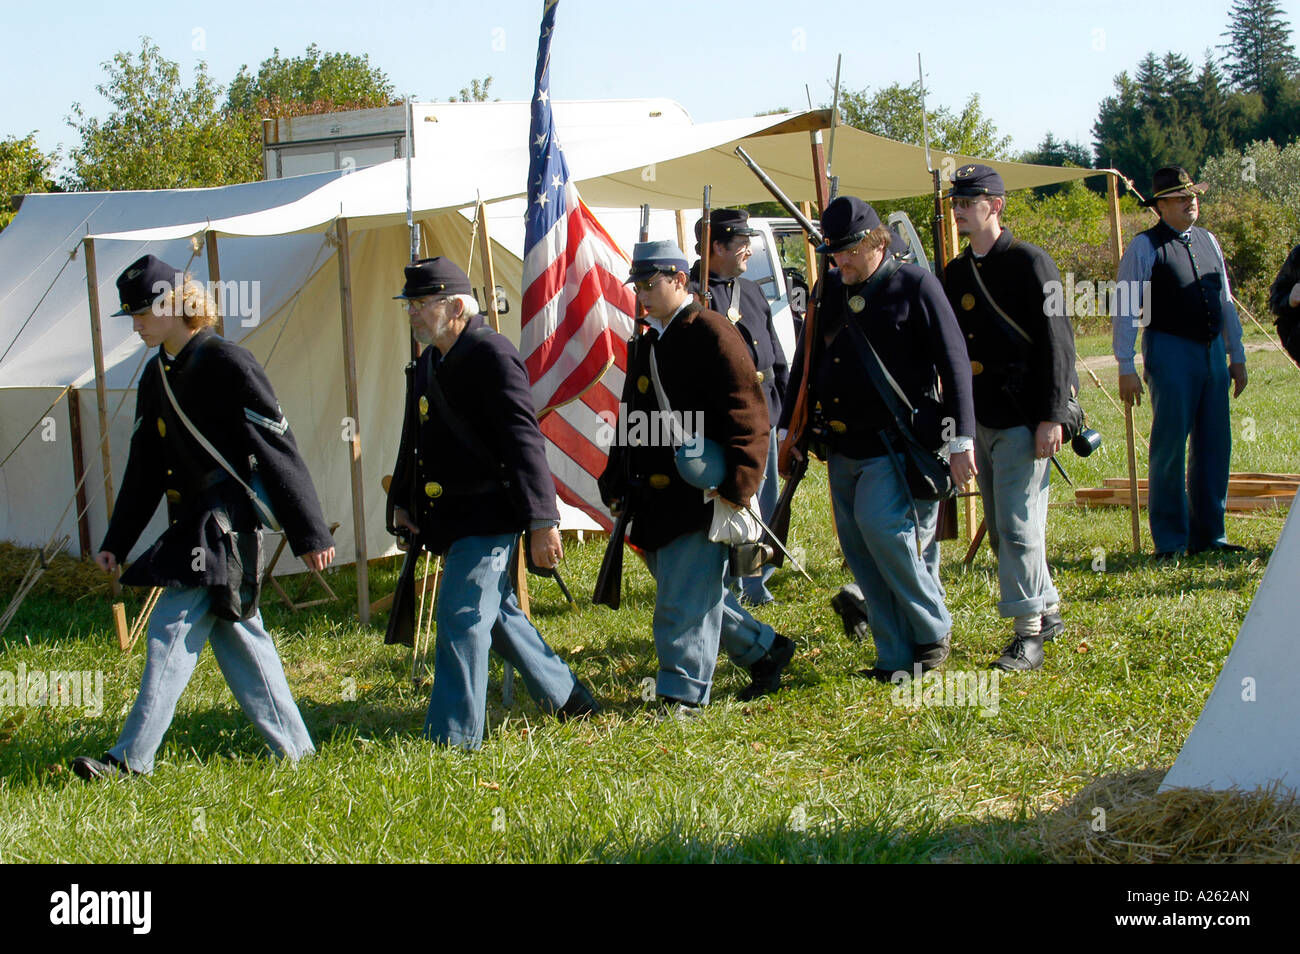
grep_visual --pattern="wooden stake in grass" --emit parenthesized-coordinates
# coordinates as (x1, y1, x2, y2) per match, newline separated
(1124, 401, 1142, 551)
(112, 601, 130, 651)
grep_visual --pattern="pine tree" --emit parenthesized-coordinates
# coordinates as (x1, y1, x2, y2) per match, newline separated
(1219, 0, 1300, 95)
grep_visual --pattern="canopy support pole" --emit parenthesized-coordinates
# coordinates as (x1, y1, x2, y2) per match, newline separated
(809, 130, 829, 212)
(205, 232, 225, 338)
(67, 388, 92, 558)
(1108, 171, 1141, 552)
(83, 237, 119, 594)
(335, 218, 370, 623)
(475, 201, 500, 333)
(674, 211, 687, 255)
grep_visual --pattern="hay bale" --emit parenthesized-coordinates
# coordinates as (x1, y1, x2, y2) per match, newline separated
(1037, 768, 1300, 863)
(0, 542, 112, 603)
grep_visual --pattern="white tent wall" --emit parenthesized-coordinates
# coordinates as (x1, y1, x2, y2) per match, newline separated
(1160, 505, 1300, 793)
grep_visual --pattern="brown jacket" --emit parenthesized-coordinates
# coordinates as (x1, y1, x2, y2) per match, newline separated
(599, 302, 768, 551)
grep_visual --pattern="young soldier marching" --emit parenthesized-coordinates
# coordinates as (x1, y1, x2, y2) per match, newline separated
(942, 164, 1076, 671)
(600, 240, 795, 713)
(75, 254, 334, 779)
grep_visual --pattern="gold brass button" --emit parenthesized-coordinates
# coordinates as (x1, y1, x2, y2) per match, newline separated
(157, 417, 166, 437)
(971, 360, 984, 375)
(424, 481, 443, 499)
(756, 370, 766, 383)
(418, 396, 429, 420)
(961, 293, 976, 311)
(648, 473, 671, 490)
(637, 375, 650, 394)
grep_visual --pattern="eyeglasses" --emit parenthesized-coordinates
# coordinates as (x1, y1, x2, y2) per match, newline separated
(630, 276, 668, 293)
(402, 296, 449, 312)
(951, 196, 990, 210)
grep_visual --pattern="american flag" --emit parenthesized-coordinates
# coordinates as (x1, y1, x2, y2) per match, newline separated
(520, 0, 637, 531)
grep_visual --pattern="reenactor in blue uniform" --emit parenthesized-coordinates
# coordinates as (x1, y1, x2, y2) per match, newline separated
(599, 240, 795, 711)
(781, 198, 975, 680)
(388, 258, 597, 749)
(942, 165, 1075, 670)
(690, 209, 789, 606)
(74, 255, 334, 780)
(1114, 167, 1248, 558)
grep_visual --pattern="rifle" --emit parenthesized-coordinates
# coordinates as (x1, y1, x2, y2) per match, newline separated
(733, 146, 835, 566)
(384, 360, 422, 646)
(592, 205, 653, 609)
(699, 185, 712, 306)
(918, 54, 946, 285)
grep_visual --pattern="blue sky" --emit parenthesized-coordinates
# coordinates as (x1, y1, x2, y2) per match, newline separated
(5, 0, 1298, 173)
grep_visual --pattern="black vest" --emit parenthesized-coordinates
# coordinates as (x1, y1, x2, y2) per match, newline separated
(1143, 221, 1229, 344)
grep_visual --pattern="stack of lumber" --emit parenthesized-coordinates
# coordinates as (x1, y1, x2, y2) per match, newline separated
(1075, 473, 1299, 511)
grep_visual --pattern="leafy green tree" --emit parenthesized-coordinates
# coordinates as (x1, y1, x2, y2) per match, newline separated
(449, 76, 496, 103)
(839, 81, 1010, 158)
(64, 38, 260, 191)
(0, 133, 58, 230)
(1019, 132, 1095, 197)
(1218, 0, 1300, 95)
(227, 44, 395, 115)
(836, 80, 1010, 266)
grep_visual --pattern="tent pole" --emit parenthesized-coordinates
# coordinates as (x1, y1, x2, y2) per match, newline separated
(939, 199, 977, 541)
(334, 217, 370, 623)
(476, 201, 500, 333)
(799, 202, 817, 280)
(205, 232, 225, 338)
(809, 130, 829, 211)
(1108, 172, 1141, 552)
(674, 211, 687, 255)
(67, 388, 92, 559)
(83, 237, 119, 594)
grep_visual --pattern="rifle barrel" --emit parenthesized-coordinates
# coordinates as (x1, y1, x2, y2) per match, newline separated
(733, 147, 823, 243)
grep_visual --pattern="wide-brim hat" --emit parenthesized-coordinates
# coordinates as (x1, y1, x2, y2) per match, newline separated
(394, 257, 473, 299)
(112, 254, 183, 316)
(1142, 166, 1207, 207)
(817, 196, 882, 254)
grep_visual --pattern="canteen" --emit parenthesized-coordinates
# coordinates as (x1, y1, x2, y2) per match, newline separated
(675, 437, 727, 490)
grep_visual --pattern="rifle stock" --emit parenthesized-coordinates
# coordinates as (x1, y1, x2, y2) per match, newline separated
(384, 359, 422, 645)
(592, 506, 633, 609)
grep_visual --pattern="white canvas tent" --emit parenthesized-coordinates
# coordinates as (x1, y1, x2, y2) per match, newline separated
(1160, 505, 1300, 793)
(1, 101, 1096, 621)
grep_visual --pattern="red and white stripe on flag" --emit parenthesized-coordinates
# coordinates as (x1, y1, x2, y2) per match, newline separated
(520, 186, 636, 531)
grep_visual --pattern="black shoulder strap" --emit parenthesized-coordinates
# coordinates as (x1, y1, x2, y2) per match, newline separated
(838, 256, 928, 448)
(966, 249, 1033, 353)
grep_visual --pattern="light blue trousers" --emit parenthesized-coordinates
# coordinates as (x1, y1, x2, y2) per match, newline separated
(828, 452, 951, 672)
(110, 586, 314, 774)
(1144, 330, 1232, 553)
(975, 422, 1059, 618)
(644, 529, 775, 705)
(424, 533, 579, 750)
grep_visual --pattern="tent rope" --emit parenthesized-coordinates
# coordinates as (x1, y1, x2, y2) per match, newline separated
(0, 252, 76, 367)
(1235, 296, 1300, 374)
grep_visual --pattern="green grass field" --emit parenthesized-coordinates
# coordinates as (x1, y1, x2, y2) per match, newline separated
(1, 331, 1296, 863)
